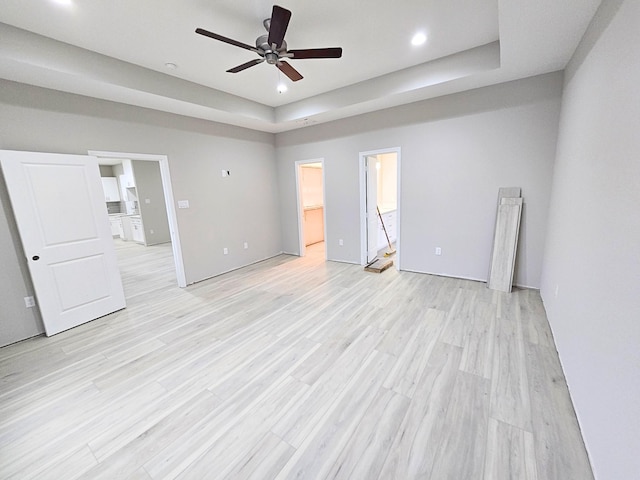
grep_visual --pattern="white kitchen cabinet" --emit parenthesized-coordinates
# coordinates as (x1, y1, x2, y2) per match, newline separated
(101, 177, 121, 202)
(119, 175, 139, 215)
(119, 175, 138, 201)
(117, 218, 124, 238)
(130, 216, 145, 244)
(119, 175, 128, 200)
(108, 215, 122, 237)
(377, 209, 397, 249)
(303, 206, 324, 246)
(120, 159, 136, 188)
(118, 159, 137, 208)
(120, 215, 133, 241)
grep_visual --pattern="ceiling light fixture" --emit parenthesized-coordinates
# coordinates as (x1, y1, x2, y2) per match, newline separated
(411, 32, 427, 46)
(164, 62, 178, 70)
(277, 70, 287, 94)
(52, 0, 73, 6)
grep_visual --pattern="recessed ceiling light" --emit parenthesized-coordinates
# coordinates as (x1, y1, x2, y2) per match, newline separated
(277, 83, 288, 94)
(165, 62, 178, 70)
(411, 32, 427, 46)
(52, 0, 72, 6)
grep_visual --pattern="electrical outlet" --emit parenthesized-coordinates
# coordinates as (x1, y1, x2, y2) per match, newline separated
(223, 247, 228, 255)
(339, 239, 344, 246)
(435, 247, 442, 255)
(244, 242, 248, 249)
(24, 296, 36, 308)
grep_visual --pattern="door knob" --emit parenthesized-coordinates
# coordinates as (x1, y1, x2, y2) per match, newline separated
(32, 255, 40, 261)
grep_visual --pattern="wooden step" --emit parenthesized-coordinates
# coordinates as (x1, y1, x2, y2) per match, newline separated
(364, 258, 393, 273)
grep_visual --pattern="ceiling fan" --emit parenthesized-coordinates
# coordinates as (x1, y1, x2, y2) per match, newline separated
(196, 5, 342, 82)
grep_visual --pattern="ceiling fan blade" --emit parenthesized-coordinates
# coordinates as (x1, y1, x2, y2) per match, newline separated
(226, 58, 265, 73)
(288, 48, 343, 59)
(196, 28, 260, 53)
(276, 61, 303, 82)
(267, 5, 291, 49)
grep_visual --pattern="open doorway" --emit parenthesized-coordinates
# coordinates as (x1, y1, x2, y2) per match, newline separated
(89, 150, 186, 289)
(359, 148, 400, 269)
(295, 159, 326, 259)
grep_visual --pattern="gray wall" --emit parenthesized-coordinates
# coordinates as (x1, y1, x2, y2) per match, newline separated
(276, 73, 563, 288)
(0, 168, 44, 346)
(0, 80, 281, 344)
(132, 160, 171, 245)
(99, 165, 114, 177)
(540, 1, 640, 478)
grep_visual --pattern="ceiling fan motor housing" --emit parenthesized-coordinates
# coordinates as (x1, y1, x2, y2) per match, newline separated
(256, 34, 287, 62)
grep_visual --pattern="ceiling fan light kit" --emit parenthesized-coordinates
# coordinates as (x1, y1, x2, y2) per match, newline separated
(411, 32, 427, 46)
(196, 4, 342, 83)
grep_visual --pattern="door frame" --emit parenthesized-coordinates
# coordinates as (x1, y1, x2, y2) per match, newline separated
(88, 150, 187, 287)
(359, 147, 402, 269)
(364, 154, 379, 264)
(295, 158, 327, 258)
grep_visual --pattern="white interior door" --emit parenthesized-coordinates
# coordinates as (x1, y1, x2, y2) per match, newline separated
(366, 155, 378, 263)
(0, 150, 126, 336)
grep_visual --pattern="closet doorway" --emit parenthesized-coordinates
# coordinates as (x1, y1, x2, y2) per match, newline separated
(295, 159, 326, 258)
(359, 148, 401, 269)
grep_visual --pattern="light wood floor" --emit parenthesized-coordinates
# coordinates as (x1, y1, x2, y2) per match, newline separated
(0, 241, 594, 479)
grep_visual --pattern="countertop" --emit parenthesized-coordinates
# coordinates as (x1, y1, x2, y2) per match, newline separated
(379, 206, 397, 215)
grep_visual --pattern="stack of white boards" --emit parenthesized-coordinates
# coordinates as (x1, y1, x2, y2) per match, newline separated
(487, 187, 522, 293)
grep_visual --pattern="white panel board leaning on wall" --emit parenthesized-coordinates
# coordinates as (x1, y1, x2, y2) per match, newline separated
(487, 187, 522, 292)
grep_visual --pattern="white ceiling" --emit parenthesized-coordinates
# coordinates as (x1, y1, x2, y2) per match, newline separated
(0, 0, 601, 133)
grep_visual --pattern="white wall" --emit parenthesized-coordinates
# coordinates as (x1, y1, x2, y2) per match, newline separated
(540, 1, 640, 478)
(277, 73, 562, 287)
(377, 153, 397, 212)
(300, 166, 324, 207)
(0, 80, 281, 343)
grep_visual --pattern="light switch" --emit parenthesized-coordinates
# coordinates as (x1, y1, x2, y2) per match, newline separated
(221, 170, 230, 177)
(178, 200, 189, 209)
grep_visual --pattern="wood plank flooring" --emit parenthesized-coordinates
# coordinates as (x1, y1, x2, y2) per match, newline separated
(0, 240, 594, 479)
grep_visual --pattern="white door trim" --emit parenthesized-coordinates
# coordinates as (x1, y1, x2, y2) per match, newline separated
(365, 155, 379, 263)
(88, 150, 187, 288)
(359, 147, 402, 269)
(295, 158, 326, 258)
